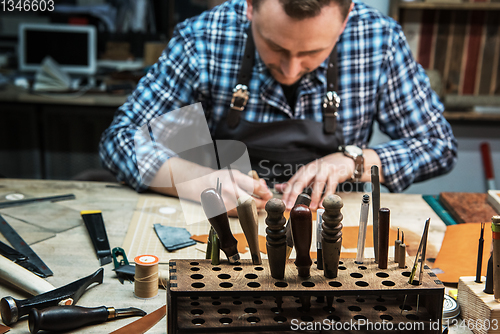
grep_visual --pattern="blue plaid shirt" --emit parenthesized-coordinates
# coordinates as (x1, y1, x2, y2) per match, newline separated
(99, 0, 457, 193)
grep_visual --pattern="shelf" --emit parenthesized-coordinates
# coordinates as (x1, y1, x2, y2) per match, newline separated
(443, 111, 500, 122)
(397, 1, 500, 10)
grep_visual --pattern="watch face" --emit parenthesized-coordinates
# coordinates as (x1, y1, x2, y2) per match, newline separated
(345, 145, 363, 156)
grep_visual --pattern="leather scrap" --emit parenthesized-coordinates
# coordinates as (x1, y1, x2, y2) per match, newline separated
(109, 305, 166, 334)
(154, 224, 196, 251)
(0, 324, 10, 334)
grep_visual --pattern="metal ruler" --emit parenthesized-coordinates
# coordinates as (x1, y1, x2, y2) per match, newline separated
(0, 214, 53, 277)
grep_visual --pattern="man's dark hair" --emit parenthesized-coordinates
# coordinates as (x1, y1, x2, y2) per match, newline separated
(252, 0, 352, 20)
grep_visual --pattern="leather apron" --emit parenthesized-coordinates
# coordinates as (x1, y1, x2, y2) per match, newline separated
(214, 27, 344, 186)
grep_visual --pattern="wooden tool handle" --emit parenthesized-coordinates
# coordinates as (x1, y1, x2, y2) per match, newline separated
(378, 208, 390, 269)
(265, 198, 287, 279)
(237, 197, 261, 265)
(291, 204, 313, 278)
(28, 306, 109, 334)
(0, 254, 54, 296)
(200, 188, 238, 262)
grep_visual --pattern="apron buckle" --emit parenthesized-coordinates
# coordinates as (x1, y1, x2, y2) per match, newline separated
(322, 91, 340, 109)
(230, 84, 250, 111)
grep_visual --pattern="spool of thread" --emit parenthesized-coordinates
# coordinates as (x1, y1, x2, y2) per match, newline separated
(134, 255, 159, 299)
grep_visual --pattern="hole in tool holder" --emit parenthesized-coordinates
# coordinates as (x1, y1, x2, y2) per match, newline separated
(328, 315, 341, 321)
(233, 300, 242, 305)
(233, 267, 243, 271)
(245, 273, 258, 279)
(254, 267, 264, 271)
(382, 280, 395, 287)
(212, 301, 221, 305)
(191, 302, 200, 306)
(401, 271, 411, 277)
(358, 266, 367, 270)
(354, 315, 367, 320)
(376, 297, 385, 302)
(329, 281, 342, 287)
(212, 267, 221, 271)
(302, 281, 315, 287)
(406, 314, 419, 320)
(337, 298, 345, 303)
(191, 283, 205, 288)
(355, 281, 369, 287)
(339, 261, 344, 265)
(254, 300, 263, 305)
(247, 316, 260, 324)
(271, 307, 281, 314)
(190, 296, 199, 300)
(190, 267, 200, 271)
(338, 266, 347, 270)
(374, 305, 387, 311)
(275, 281, 288, 288)
(356, 298, 365, 303)
(218, 308, 230, 315)
(219, 282, 233, 288)
(348, 306, 362, 312)
(192, 318, 205, 325)
(376, 272, 389, 278)
(191, 309, 203, 315)
(274, 316, 287, 323)
(399, 305, 412, 311)
(381, 315, 393, 321)
(323, 306, 335, 313)
(219, 318, 232, 324)
(190, 274, 203, 279)
(190, 262, 199, 266)
(218, 274, 231, 279)
(244, 307, 257, 314)
(248, 282, 261, 288)
(301, 315, 314, 322)
(350, 273, 363, 278)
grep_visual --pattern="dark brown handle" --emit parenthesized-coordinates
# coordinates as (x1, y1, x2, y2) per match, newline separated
(378, 208, 390, 269)
(29, 305, 108, 334)
(200, 188, 238, 261)
(291, 204, 312, 278)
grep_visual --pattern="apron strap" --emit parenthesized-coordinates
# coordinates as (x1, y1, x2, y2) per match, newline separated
(227, 26, 254, 129)
(323, 45, 339, 134)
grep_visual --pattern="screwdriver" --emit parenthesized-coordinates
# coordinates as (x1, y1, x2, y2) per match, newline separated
(28, 305, 146, 334)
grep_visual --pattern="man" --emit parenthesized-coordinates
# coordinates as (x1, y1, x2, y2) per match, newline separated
(99, 0, 457, 213)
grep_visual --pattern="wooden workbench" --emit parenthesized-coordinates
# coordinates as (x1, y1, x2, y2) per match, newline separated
(0, 179, 470, 333)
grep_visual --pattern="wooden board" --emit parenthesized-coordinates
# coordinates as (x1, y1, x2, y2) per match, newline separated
(122, 193, 443, 265)
(439, 192, 498, 224)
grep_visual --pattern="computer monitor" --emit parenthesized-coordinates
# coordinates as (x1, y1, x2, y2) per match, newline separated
(18, 23, 97, 75)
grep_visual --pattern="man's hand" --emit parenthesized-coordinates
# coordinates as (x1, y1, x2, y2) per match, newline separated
(150, 157, 272, 216)
(278, 149, 384, 211)
(279, 153, 355, 211)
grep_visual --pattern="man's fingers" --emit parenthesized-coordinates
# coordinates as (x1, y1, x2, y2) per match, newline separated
(319, 174, 339, 209)
(253, 179, 272, 200)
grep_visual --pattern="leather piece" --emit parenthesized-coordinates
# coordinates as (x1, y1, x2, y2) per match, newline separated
(109, 305, 166, 334)
(0, 324, 11, 334)
(153, 224, 195, 251)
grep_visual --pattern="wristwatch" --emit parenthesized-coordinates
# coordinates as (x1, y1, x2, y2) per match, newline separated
(342, 145, 364, 182)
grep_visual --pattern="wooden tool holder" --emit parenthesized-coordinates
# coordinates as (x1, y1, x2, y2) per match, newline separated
(457, 276, 500, 334)
(167, 258, 444, 333)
